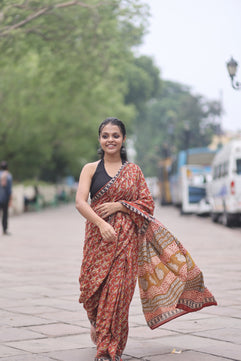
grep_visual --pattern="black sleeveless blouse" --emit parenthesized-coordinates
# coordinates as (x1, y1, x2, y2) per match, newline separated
(90, 159, 112, 199)
(90, 159, 125, 199)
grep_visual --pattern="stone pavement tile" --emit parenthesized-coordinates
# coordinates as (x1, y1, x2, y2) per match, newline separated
(148, 350, 230, 361)
(46, 347, 96, 361)
(27, 297, 80, 311)
(38, 310, 87, 326)
(2, 355, 55, 361)
(5, 334, 92, 353)
(0, 326, 45, 342)
(0, 310, 18, 325)
(129, 314, 147, 326)
(219, 296, 241, 307)
(201, 306, 241, 318)
(28, 323, 88, 337)
(125, 338, 172, 358)
(129, 306, 142, 316)
(2, 314, 56, 327)
(0, 344, 27, 358)
(150, 334, 241, 361)
(0, 297, 45, 308)
(47, 300, 81, 313)
(176, 309, 218, 320)
(128, 326, 178, 339)
(61, 307, 87, 320)
(3, 286, 74, 298)
(162, 315, 241, 333)
(0, 289, 41, 301)
(58, 295, 81, 301)
(4, 305, 62, 315)
(193, 327, 241, 344)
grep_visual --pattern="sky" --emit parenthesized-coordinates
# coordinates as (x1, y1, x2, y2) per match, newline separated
(139, 0, 241, 132)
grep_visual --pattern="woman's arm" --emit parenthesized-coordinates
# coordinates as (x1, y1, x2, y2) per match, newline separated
(95, 201, 129, 219)
(75, 163, 117, 242)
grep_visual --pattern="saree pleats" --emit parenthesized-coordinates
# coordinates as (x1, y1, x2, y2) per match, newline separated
(80, 208, 139, 360)
(79, 162, 217, 360)
(95, 239, 137, 359)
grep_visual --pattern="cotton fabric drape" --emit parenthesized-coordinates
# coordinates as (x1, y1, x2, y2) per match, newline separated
(79, 162, 217, 361)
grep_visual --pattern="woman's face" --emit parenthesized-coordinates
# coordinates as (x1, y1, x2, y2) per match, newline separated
(99, 123, 125, 157)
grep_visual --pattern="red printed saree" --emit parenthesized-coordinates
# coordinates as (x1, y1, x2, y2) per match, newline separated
(79, 162, 217, 361)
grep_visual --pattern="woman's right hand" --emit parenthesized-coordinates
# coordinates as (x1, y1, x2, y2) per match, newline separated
(98, 221, 117, 243)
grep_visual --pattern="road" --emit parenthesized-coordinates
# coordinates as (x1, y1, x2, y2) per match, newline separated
(0, 203, 241, 360)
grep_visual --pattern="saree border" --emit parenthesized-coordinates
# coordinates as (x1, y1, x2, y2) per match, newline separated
(91, 161, 128, 204)
(148, 296, 217, 330)
(119, 201, 154, 233)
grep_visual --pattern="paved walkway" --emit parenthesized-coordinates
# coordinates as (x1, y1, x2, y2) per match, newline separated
(0, 203, 241, 360)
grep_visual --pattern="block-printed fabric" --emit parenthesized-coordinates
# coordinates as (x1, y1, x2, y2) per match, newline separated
(79, 162, 217, 361)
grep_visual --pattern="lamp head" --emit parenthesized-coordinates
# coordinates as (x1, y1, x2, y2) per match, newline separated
(227, 57, 238, 79)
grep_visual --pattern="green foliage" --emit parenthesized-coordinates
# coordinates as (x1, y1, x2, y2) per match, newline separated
(124, 55, 162, 110)
(0, 1, 222, 181)
(134, 81, 223, 176)
(0, 0, 148, 181)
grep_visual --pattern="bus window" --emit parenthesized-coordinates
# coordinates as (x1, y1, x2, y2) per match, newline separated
(236, 159, 241, 175)
(218, 164, 222, 178)
(223, 161, 228, 176)
(221, 163, 226, 177)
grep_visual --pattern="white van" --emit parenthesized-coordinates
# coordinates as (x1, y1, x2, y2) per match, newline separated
(208, 140, 241, 226)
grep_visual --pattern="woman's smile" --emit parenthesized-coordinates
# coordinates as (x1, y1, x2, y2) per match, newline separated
(106, 144, 116, 148)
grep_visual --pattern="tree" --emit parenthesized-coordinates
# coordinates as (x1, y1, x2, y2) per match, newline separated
(124, 55, 162, 111)
(134, 81, 223, 176)
(0, 0, 149, 180)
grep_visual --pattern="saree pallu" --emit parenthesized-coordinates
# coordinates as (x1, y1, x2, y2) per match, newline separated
(79, 162, 217, 361)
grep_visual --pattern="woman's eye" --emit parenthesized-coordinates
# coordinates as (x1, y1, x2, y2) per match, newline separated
(102, 135, 108, 139)
(114, 135, 120, 139)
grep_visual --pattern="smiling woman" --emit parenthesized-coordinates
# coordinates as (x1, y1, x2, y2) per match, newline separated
(98, 118, 127, 166)
(75, 117, 217, 361)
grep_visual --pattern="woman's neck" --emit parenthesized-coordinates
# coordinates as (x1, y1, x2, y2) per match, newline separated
(103, 154, 122, 163)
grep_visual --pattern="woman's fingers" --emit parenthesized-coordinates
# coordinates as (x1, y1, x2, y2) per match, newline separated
(96, 202, 118, 218)
(103, 229, 116, 242)
(99, 222, 117, 242)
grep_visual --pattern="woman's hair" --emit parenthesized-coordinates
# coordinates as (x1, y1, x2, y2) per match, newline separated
(98, 117, 128, 161)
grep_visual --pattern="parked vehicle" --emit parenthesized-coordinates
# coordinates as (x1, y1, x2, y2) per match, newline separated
(169, 147, 216, 214)
(208, 140, 241, 226)
(180, 164, 212, 214)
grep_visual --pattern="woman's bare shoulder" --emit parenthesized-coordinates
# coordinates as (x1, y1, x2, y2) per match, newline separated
(82, 160, 100, 176)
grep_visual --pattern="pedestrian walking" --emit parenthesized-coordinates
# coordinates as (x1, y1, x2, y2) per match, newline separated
(75, 117, 217, 361)
(0, 161, 12, 235)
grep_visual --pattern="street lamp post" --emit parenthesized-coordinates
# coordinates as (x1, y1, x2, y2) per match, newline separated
(226, 56, 241, 90)
(184, 121, 190, 164)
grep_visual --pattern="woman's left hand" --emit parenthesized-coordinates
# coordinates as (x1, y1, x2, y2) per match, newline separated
(96, 202, 121, 219)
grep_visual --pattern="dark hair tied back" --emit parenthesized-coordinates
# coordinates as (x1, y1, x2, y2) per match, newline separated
(98, 117, 128, 161)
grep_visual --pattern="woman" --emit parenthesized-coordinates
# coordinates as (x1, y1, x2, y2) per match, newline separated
(76, 117, 217, 361)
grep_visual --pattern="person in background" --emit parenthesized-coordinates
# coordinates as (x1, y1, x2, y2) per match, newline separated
(0, 161, 12, 235)
(75, 117, 217, 361)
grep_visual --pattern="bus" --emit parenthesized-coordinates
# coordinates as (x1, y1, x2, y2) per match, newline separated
(169, 147, 216, 214)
